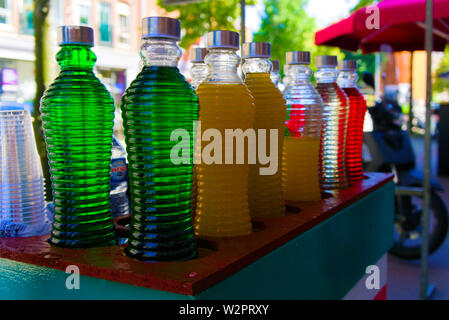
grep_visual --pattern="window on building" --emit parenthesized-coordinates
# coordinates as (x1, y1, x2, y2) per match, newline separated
(20, 0, 34, 35)
(51, 0, 64, 28)
(79, 0, 91, 26)
(99, 2, 112, 46)
(117, 2, 130, 45)
(0, 0, 11, 25)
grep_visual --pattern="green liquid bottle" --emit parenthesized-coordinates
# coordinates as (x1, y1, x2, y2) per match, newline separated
(122, 17, 198, 261)
(40, 26, 116, 248)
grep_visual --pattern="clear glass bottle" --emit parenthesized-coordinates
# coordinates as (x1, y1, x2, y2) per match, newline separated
(242, 42, 286, 218)
(190, 47, 208, 90)
(270, 60, 281, 87)
(282, 63, 291, 92)
(337, 60, 367, 182)
(189, 47, 208, 220)
(315, 55, 349, 189)
(283, 51, 323, 201)
(194, 30, 255, 237)
(40, 26, 116, 247)
(121, 17, 198, 261)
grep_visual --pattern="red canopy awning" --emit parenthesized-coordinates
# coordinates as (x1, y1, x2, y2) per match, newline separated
(315, 0, 449, 53)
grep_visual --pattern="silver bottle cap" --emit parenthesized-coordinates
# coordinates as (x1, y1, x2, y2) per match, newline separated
(271, 60, 280, 72)
(286, 51, 310, 65)
(57, 25, 94, 46)
(338, 60, 358, 71)
(242, 42, 271, 58)
(141, 16, 181, 41)
(316, 55, 338, 67)
(190, 47, 208, 63)
(206, 30, 239, 50)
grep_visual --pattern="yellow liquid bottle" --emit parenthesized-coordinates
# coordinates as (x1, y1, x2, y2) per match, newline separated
(282, 51, 323, 202)
(283, 137, 321, 201)
(242, 43, 286, 218)
(194, 31, 255, 237)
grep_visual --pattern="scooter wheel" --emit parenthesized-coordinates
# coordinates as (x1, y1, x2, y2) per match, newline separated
(390, 192, 448, 260)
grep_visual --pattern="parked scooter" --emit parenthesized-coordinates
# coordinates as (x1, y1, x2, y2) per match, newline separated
(362, 73, 448, 259)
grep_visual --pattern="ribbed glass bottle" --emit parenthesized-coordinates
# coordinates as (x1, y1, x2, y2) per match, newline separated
(242, 43, 286, 218)
(315, 56, 349, 190)
(121, 17, 198, 261)
(189, 47, 208, 220)
(282, 51, 323, 201)
(194, 31, 254, 237)
(337, 61, 367, 182)
(40, 26, 116, 248)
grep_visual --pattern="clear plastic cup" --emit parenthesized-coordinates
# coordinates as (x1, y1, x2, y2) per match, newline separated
(0, 106, 50, 237)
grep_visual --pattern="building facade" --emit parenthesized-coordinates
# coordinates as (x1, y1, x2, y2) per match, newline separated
(0, 0, 175, 110)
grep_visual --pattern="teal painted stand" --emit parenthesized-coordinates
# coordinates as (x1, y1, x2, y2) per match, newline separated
(0, 173, 394, 300)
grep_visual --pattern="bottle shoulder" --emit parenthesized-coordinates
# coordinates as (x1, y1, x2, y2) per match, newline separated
(284, 83, 323, 106)
(41, 71, 113, 105)
(343, 87, 366, 100)
(196, 82, 253, 97)
(196, 83, 256, 112)
(244, 75, 286, 104)
(124, 66, 196, 97)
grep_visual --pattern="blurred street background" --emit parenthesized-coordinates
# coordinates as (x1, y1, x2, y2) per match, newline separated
(2, 1, 447, 140)
(388, 136, 449, 300)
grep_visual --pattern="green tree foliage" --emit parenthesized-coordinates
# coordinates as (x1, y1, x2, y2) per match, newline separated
(350, 0, 377, 13)
(433, 45, 449, 102)
(253, 0, 343, 76)
(157, 0, 255, 49)
(343, 50, 375, 81)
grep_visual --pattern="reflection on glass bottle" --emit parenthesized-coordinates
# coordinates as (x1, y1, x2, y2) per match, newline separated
(190, 47, 208, 90)
(282, 64, 291, 93)
(315, 55, 349, 189)
(121, 17, 198, 261)
(270, 60, 281, 88)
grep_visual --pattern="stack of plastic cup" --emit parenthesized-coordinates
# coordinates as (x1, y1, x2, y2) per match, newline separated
(0, 106, 50, 237)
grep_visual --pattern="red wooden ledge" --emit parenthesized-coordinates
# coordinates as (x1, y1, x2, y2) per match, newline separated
(0, 172, 393, 296)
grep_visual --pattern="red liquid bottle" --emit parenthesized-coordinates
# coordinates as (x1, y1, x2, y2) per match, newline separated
(337, 60, 367, 182)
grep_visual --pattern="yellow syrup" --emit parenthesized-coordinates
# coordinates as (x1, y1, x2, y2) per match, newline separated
(283, 136, 321, 201)
(244, 73, 286, 218)
(194, 83, 255, 237)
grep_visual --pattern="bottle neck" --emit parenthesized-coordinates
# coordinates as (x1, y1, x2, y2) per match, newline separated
(191, 62, 208, 89)
(56, 44, 96, 70)
(140, 38, 181, 67)
(204, 48, 242, 84)
(242, 57, 272, 75)
(287, 64, 313, 85)
(315, 66, 339, 84)
(337, 70, 358, 88)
